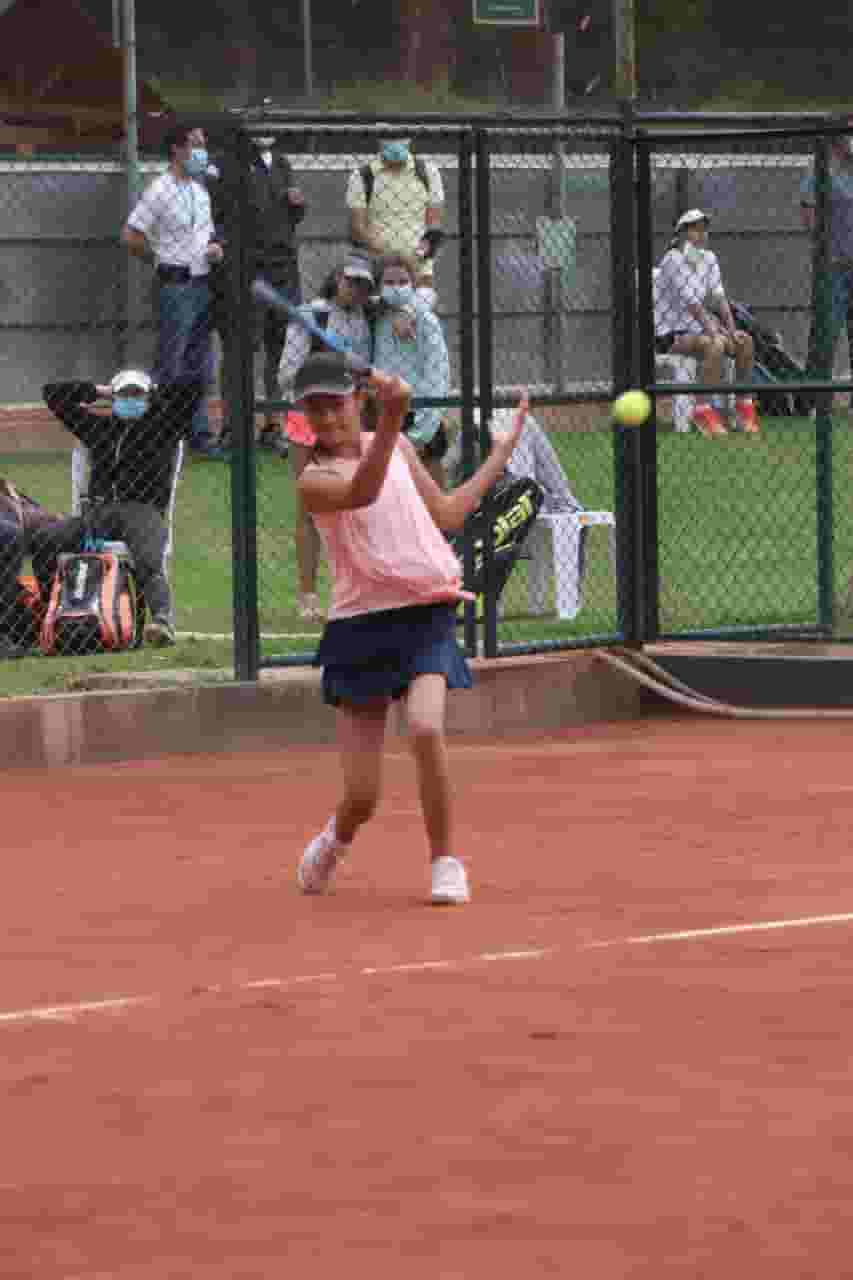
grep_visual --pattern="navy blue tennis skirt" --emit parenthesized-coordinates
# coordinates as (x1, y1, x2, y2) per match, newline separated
(314, 602, 473, 707)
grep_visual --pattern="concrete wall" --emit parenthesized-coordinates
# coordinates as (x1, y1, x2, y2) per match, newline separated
(0, 652, 644, 770)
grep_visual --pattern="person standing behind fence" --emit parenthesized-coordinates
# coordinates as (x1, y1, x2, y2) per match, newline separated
(122, 124, 225, 460)
(372, 255, 450, 487)
(347, 137, 444, 304)
(278, 255, 376, 623)
(654, 210, 760, 438)
(209, 134, 306, 455)
(800, 115, 853, 414)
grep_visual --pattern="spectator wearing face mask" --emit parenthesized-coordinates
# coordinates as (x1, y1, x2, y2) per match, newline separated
(122, 124, 225, 459)
(372, 255, 450, 486)
(35, 370, 203, 646)
(800, 115, 853, 413)
(208, 134, 307, 455)
(277, 255, 377, 623)
(347, 137, 444, 305)
(654, 209, 759, 438)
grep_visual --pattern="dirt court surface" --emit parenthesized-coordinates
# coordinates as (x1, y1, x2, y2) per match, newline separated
(4, 714, 853, 1278)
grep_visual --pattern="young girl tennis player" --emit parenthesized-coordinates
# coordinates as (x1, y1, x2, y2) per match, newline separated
(294, 351, 527, 905)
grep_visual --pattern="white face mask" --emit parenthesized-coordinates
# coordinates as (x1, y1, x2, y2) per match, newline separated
(684, 241, 704, 265)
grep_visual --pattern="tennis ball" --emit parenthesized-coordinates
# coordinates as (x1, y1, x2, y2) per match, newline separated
(613, 390, 651, 427)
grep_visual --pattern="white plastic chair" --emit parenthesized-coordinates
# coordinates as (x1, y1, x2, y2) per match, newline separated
(654, 351, 698, 433)
(525, 510, 616, 619)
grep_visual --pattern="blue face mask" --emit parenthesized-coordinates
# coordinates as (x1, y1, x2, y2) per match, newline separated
(184, 147, 209, 178)
(114, 396, 148, 421)
(381, 141, 410, 165)
(382, 284, 416, 307)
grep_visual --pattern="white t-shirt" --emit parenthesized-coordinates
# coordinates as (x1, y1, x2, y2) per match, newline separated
(346, 156, 444, 268)
(654, 246, 725, 336)
(127, 171, 215, 277)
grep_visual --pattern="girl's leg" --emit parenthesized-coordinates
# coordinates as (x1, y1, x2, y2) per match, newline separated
(298, 698, 388, 894)
(405, 674, 470, 903)
(404, 674, 452, 860)
(289, 443, 323, 617)
(334, 699, 389, 843)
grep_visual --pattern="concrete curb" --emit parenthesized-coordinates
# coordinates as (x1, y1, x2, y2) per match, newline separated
(0, 651, 643, 770)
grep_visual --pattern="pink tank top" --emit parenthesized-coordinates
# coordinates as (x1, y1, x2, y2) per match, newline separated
(311, 439, 471, 620)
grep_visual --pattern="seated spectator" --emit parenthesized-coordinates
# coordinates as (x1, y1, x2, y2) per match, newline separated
(36, 370, 203, 647)
(373, 255, 450, 487)
(495, 407, 581, 514)
(278, 255, 376, 623)
(654, 209, 759, 438)
(0, 480, 64, 657)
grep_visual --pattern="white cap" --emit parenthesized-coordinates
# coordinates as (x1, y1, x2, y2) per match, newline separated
(675, 208, 711, 231)
(110, 369, 153, 395)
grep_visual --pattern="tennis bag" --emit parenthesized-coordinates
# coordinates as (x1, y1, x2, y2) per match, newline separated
(729, 301, 812, 417)
(40, 549, 140, 656)
(450, 474, 544, 604)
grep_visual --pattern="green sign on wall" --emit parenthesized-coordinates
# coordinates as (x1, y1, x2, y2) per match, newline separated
(472, 0, 542, 25)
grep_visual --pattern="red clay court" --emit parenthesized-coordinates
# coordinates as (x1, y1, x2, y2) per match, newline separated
(3, 713, 853, 1277)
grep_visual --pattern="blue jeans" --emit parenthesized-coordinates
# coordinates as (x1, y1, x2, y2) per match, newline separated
(155, 280, 214, 445)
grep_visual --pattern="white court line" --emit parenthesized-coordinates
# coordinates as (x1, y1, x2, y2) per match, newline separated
(583, 911, 853, 949)
(4, 915, 853, 1029)
(242, 973, 338, 990)
(0, 993, 153, 1025)
(0, 948, 548, 1028)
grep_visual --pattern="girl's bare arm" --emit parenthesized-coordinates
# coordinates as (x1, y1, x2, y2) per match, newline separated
(401, 394, 529, 531)
(299, 374, 411, 515)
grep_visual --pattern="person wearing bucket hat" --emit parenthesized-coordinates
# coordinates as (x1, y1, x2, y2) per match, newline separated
(654, 209, 760, 437)
(278, 256, 378, 623)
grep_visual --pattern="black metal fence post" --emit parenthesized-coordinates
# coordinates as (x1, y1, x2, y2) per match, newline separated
(610, 105, 642, 646)
(474, 126, 497, 658)
(813, 134, 834, 632)
(225, 126, 260, 682)
(457, 128, 479, 658)
(635, 132, 659, 643)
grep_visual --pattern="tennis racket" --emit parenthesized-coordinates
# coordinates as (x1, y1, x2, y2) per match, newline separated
(450, 474, 544, 602)
(251, 277, 373, 376)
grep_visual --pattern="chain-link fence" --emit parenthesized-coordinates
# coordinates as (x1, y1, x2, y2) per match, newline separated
(3, 112, 853, 679)
(641, 122, 853, 644)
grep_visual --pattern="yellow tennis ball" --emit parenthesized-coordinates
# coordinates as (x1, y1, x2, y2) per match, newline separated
(613, 390, 651, 426)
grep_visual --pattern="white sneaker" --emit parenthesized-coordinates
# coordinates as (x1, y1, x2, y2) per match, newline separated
(430, 856, 470, 905)
(297, 819, 344, 894)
